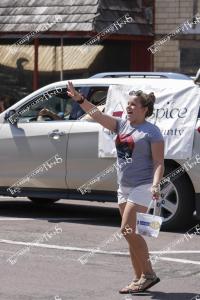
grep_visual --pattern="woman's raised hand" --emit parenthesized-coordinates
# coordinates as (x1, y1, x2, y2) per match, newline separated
(67, 81, 82, 101)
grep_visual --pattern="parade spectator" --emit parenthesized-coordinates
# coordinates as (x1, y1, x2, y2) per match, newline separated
(67, 81, 164, 294)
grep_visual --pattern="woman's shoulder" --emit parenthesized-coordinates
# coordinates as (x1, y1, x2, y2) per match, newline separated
(144, 121, 161, 131)
(144, 121, 164, 141)
(115, 117, 127, 133)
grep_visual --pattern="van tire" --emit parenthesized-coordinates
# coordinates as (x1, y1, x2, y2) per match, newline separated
(160, 162, 195, 231)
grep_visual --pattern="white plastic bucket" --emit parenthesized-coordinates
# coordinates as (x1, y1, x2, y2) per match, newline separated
(136, 200, 163, 238)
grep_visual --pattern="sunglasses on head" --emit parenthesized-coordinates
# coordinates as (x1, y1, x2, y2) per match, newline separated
(128, 90, 150, 107)
(129, 90, 148, 99)
(129, 89, 146, 95)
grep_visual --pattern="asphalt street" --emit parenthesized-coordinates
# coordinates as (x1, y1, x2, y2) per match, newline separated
(0, 197, 199, 300)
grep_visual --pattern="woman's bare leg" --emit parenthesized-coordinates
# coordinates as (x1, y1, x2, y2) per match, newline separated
(128, 245, 142, 279)
(120, 201, 154, 275)
(119, 203, 143, 279)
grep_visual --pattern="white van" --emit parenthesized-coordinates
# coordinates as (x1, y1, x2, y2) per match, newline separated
(0, 78, 199, 230)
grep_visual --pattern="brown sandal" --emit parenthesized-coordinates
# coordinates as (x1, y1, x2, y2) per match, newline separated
(119, 278, 140, 294)
(129, 274, 160, 293)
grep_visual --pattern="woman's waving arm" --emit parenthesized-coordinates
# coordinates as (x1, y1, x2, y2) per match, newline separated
(67, 81, 118, 132)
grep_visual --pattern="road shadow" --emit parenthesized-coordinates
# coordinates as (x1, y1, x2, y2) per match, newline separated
(0, 198, 121, 227)
(128, 291, 200, 299)
(0, 198, 199, 232)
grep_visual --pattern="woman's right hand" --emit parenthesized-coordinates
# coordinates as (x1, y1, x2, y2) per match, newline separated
(67, 81, 117, 132)
(151, 184, 161, 201)
(67, 81, 82, 101)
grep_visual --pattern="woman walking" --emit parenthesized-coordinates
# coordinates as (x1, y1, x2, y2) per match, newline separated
(67, 82, 164, 293)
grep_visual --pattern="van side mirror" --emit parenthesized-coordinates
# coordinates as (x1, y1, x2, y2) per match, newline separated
(4, 110, 18, 125)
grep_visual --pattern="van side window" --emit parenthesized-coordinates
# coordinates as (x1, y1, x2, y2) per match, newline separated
(16, 88, 78, 122)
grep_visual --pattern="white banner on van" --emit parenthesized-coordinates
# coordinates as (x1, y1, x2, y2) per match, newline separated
(98, 80, 200, 159)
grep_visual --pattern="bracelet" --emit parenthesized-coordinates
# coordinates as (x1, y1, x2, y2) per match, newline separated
(152, 184, 160, 188)
(152, 184, 160, 193)
(77, 95, 85, 104)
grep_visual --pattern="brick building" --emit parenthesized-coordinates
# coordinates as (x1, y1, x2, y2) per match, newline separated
(153, 0, 200, 75)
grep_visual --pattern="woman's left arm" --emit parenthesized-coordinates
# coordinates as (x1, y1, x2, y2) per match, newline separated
(151, 141, 165, 199)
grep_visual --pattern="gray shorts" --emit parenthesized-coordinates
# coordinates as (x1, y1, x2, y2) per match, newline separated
(117, 183, 152, 207)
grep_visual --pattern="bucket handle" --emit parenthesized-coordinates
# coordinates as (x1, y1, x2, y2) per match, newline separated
(146, 199, 157, 215)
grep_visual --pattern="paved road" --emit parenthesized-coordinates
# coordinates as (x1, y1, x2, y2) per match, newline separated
(0, 197, 199, 300)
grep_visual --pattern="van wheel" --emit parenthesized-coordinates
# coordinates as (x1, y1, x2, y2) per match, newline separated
(159, 162, 195, 230)
(28, 197, 59, 205)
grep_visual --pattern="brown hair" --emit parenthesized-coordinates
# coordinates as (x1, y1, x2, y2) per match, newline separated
(129, 90, 155, 117)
